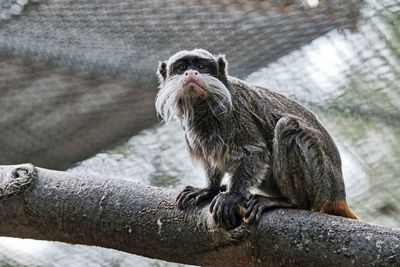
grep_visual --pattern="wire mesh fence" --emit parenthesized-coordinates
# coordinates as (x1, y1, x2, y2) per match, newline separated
(1, 0, 400, 266)
(1, 0, 361, 169)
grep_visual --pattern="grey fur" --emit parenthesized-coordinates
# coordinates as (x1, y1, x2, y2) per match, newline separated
(155, 74, 232, 125)
(156, 49, 351, 229)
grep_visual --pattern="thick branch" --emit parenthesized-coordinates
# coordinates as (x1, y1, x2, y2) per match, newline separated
(0, 164, 398, 266)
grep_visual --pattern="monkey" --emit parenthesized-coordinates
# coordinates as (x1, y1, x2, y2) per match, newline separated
(155, 49, 358, 230)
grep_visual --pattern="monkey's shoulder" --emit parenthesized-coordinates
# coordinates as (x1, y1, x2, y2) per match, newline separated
(227, 76, 294, 105)
(227, 76, 325, 131)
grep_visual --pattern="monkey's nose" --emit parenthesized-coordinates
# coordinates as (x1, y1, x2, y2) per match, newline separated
(185, 71, 198, 76)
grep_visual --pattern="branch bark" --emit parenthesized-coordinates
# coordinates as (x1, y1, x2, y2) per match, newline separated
(0, 164, 398, 266)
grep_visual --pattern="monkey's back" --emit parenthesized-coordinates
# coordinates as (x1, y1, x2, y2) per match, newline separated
(227, 77, 343, 180)
(226, 77, 355, 214)
(228, 77, 320, 128)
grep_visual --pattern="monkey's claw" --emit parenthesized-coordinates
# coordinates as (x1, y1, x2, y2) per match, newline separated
(209, 192, 245, 230)
(176, 185, 225, 210)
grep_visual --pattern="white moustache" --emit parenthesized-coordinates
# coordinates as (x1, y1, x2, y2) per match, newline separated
(155, 74, 233, 124)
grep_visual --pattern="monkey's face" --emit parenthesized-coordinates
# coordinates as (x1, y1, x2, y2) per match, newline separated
(155, 49, 232, 124)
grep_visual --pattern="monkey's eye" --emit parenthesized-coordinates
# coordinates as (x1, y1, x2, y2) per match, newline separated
(178, 65, 187, 72)
(197, 63, 205, 70)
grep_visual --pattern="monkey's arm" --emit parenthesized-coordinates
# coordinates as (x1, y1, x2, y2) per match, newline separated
(176, 166, 225, 209)
(210, 142, 270, 229)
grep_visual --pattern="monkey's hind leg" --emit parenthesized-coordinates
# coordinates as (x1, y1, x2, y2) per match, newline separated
(245, 195, 295, 224)
(272, 115, 359, 220)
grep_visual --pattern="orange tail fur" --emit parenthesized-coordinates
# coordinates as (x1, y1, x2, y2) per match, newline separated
(320, 200, 359, 220)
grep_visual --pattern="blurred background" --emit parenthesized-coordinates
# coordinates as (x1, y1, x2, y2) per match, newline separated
(1, 0, 400, 266)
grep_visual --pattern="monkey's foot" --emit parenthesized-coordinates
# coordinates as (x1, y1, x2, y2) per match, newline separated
(176, 185, 226, 210)
(209, 192, 245, 230)
(245, 195, 294, 224)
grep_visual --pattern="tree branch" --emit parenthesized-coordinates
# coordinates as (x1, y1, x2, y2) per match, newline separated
(0, 164, 398, 266)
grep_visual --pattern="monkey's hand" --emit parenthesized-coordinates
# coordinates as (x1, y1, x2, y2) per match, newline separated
(176, 185, 226, 210)
(245, 195, 294, 224)
(209, 192, 245, 229)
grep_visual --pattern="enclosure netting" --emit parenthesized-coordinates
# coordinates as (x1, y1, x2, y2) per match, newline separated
(1, 0, 400, 265)
(1, 0, 364, 169)
(1, 0, 400, 211)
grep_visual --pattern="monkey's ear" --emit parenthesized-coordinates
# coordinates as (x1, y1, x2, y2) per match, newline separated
(217, 55, 228, 79)
(157, 61, 167, 83)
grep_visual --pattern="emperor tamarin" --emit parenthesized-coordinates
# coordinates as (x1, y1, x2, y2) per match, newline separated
(155, 49, 358, 229)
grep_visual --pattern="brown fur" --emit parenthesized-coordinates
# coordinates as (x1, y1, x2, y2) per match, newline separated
(320, 200, 359, 220)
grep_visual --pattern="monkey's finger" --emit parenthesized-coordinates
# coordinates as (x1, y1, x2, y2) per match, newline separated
(212, 206, 217, 224)
(184, 190, 201, 203)
(245, 198, 258, 211)
(177, 190, 190, 203)
(176, 199, 186, 210)
(244, 197, 254, 208)
(175, 192, 184, 203)
(183, 185, 195, 191)
(194, 191, 211, 205)
(255, 206, 265, 223)
(245, 201, 258, 218)
(175, 194, 184, 209)
(246, 208, 257, 224)
(186, 191, 201, 199)
(216, 205, 224, 227)
(229, 205, 237, 229)
(214, 202, 224, 227)
(245, 207, 252, 219)
(209, 197, 218, 213)
(245, 196, 258, 209)
(212, 203, 221, 225)
(181, 193, 196, 209)
(176, 187, 194, 201)
(176, 188, 191, 203)
(176, 191, 191, 209)
(223, 205, 231, 229)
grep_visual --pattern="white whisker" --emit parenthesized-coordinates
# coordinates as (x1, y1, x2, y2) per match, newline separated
(155, 74, 232, 124)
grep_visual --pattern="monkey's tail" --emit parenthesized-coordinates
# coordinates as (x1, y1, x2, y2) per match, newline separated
(320, 200, 359, 220)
